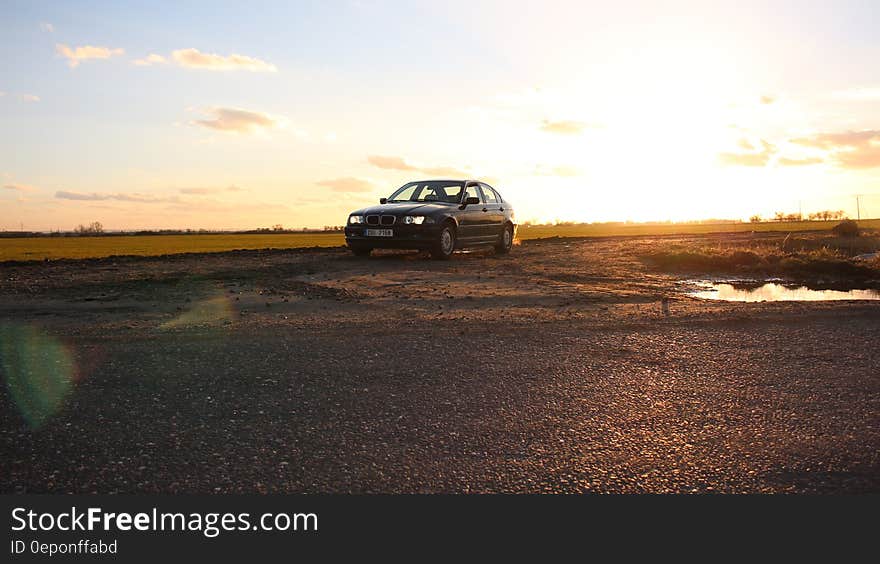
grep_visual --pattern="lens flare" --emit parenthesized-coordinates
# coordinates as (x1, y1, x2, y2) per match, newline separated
(160, 292, 236, 329)
(0, 324, 75, 428)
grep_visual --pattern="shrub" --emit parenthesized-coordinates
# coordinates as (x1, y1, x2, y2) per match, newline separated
(832, 220, 860, 238)
(729, 251, 761, 267)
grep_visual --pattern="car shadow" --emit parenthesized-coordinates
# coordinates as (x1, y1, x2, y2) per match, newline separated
(356, 248, 499, 261)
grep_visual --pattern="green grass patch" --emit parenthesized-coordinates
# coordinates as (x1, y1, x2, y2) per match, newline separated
(642, 239, 880, 279)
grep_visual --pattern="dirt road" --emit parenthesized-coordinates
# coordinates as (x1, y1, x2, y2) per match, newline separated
(1, 235, 878, 492)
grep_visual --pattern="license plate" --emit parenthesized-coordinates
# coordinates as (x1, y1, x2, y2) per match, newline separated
(365, 229, 393, 237)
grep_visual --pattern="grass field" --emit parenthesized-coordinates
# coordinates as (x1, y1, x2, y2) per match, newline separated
(0, 233, 345, 262)
(517, 219, 880, 239)
(2, 219, 879, 262)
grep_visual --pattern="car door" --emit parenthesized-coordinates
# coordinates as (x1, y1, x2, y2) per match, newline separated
(456, 183, 484, 242)
(479, 183, 505, 241)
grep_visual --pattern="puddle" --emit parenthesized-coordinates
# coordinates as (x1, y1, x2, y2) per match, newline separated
(689, 282, 880, 302)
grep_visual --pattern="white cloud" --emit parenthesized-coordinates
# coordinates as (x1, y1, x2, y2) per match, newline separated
(316, 177, 374, 193)
(191, 107, 281, 134)
(791, 130, 880, 169)
(40, 22, 54, 33)
(171, 48, 276, 72)
(55, 191, 180, 203)
(778, 156, 823, 166)
(367, 155, 469, 177)
(540, 120, 588, 135)
(367, 155, 416, 171)
(56, 44, 124, 68)
(718, 139, 777, 167)
(0, 92, 39, 102)
(738, 138, 755, 151)
(178, 185, 245, 194)
(4, 183, 39, 192)
(133, 53, 166, 66)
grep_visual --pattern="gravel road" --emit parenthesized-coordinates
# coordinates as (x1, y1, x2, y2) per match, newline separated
(1, 235, 878, 493)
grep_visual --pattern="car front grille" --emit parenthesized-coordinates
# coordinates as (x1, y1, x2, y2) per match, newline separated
(366, 215, 395, 226)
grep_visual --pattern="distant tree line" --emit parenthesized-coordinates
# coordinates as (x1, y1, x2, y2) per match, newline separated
(748, 210, 848, 223)
(806, 210, 848, 221)
(74, 221, 104, 235)
(0, 222, 350, 238)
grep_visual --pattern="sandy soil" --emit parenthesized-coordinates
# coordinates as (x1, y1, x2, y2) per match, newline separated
(1, 233, 878, 493)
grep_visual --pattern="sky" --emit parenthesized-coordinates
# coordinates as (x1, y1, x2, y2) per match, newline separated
(1, 0, 879, 231)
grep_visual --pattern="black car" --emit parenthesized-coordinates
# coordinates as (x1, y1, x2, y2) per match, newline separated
(344, 179, 516, 259)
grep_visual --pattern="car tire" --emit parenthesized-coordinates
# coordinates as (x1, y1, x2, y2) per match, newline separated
(431, 224, 456, 260)
(350, 244, 372, 257)
(495, 223, 514, 254)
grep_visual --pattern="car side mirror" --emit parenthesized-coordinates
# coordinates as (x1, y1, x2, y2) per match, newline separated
(464, 196, 480, 206)
(379, 197, 387, 204)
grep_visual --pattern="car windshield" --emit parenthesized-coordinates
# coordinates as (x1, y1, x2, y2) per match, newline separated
(387, 181, 464, 203)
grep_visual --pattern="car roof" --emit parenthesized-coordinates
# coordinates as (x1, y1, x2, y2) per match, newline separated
(411, 179, 491, 185)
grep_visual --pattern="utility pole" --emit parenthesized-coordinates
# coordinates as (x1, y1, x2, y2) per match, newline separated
(856, 194, 862, 221)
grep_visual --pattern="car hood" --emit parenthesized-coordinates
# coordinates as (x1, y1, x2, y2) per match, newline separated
(350, 202, 454, 216)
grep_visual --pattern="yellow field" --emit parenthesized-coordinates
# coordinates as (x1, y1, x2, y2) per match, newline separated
(2, 219, 879, 262)
(0, 233, 345, 262)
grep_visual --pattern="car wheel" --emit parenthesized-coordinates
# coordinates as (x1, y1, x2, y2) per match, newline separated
(350, 244, 372, 257)
(495, 223, 513, 254)
(431, 224, 456, 260)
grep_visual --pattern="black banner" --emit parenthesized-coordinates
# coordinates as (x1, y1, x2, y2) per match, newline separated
(1, 495, 873, 560)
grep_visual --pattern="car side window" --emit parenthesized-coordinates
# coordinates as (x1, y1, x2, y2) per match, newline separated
(442, 184, 463, 203)
(464, 184, 482, 203)
(479, 184, 498, 204)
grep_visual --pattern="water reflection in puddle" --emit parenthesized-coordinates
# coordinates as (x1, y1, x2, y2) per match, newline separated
(691, 282, 880, 302)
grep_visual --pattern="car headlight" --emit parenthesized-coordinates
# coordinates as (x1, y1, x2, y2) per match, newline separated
(348, 215, 364, 224)
(403, 215, 432, 225)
